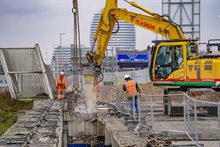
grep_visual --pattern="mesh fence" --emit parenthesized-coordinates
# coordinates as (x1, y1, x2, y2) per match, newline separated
(100, 85, 220, 146)
(0, 46, 53, 99)
(3, 49, 41, 72)
(18, 74, 46, 97)
(184, 94, 219, 146)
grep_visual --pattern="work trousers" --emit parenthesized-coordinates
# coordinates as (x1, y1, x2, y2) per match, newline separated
(57, 89, 65, 100)
(128, 96, 139, 115)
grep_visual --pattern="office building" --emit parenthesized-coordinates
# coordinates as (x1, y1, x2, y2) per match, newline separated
(50, 45, 90, 75)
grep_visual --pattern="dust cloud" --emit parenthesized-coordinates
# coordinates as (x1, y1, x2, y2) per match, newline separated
(82, 74, 97, 114)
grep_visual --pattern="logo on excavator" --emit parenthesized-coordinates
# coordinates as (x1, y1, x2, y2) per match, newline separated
(188, 65, 193, 71)
(130, 15, 155, 30)
(130, 15, 136, 23)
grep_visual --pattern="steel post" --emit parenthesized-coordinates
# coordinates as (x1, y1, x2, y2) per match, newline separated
(150, 96, 154, 130)
(137, 92, 141, 124)
(126, 94, 129, 114)
(106, 87, 109, 103)
(132, 92, 135, 120)
(187, 96, 190, 132)
(183, 93, 187, 132)
(118, 90, 121, 111)
(217, 101, 220, 147)
(109, 87, 111, 103)
(193, 101, 198, 144)
(115, 89, 119, 110)
(100, 86, 103, 102)
(134, 92, 142, 135)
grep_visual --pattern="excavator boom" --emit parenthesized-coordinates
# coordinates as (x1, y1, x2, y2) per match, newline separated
(87, 0, 185, 71)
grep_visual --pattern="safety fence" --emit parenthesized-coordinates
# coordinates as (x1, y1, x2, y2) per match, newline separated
(183, 94, 220, 147)
(100, 85, 220, 147)
(103, 68, 150, 85)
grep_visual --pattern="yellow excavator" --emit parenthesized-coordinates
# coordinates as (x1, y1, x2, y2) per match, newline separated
(86, 0, 220, 90)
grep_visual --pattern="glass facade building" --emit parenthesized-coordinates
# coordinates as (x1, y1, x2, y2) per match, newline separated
(50, 45, 90, 75)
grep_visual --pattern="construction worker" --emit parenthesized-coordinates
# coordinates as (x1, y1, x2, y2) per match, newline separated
(123, 74, 140, 115)
(56, 71, 67, 100)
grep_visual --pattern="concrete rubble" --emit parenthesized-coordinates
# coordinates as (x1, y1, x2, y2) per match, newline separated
(1, 73, 220, 147)
(0, 99, 62, 147)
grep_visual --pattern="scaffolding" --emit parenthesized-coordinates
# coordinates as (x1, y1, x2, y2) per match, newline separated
(162, 0, 201, 40)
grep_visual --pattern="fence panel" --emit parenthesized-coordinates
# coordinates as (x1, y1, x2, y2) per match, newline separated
(100, 85, 220, 146)
(184, 94, 220, 147)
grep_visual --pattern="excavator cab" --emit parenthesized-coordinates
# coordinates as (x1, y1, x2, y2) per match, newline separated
(149, 40, 199, 83)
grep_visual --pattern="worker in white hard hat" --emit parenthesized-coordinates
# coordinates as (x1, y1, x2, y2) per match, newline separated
(55, 71, 67, 100)
(123, 74, 140, 115)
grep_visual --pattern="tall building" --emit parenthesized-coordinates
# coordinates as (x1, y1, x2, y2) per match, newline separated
(90, 10, 136, 54)
(50, 45, 90, 75)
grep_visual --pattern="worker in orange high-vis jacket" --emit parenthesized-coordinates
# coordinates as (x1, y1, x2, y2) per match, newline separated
(56, 71, 67, 100)
(123, 74, 140, 115)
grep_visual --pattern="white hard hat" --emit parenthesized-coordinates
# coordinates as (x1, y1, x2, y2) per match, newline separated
(124, 74, 130, 79)
(60, 71, 64, 75)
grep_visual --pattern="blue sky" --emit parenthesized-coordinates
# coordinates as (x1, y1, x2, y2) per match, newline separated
(0, 0, 219, 64)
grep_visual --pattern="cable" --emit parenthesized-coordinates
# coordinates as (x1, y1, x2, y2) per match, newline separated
(112, 19, 119, 34)
(160, 14, 185, 40)
(98, 72, 104, 83)
(108, 8, 120, 34)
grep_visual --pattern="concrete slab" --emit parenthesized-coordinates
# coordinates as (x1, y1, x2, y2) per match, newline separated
(97, 106, 220, 146)
(97, 112, 149, 146)
(0, 100, 63, 147)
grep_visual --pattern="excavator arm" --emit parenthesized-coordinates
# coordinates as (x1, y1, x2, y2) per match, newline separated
(86, 0, 186, 83)
(86, 0, 118, 70)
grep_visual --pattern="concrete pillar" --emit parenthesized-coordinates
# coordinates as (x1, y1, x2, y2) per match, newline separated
(63, 131, 68, 147)
(111, 136, 120, 147)
(105, 128, 111, 145)
(85, 120, 96, 135)
(68, 120, 74, 137)
(97, 121, 105, 136)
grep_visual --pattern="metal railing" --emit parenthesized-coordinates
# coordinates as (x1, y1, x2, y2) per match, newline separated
(184, 93, 220, 147)
(100, 85, 220, 147)
(103, 68, 150, 85)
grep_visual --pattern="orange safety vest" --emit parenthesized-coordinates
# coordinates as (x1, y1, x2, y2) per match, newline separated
(125, 80, 138, 97)
(56, 76, 67, 90)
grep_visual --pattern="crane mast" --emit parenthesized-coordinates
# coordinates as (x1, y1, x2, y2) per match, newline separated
(72, 0, 82, 90)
